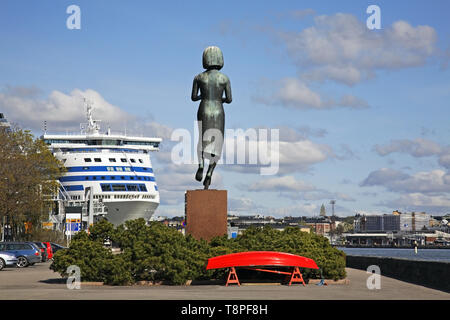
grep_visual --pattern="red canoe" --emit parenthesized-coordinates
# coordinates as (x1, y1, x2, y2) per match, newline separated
(206, 251, 319, 270)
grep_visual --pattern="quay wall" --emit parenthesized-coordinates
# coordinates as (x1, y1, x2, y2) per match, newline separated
(346, 255, 450, 293)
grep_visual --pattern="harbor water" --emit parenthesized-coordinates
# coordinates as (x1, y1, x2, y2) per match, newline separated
(337, 247, 450, 262)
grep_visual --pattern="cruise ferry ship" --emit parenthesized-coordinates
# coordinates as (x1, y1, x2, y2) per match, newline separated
(42, 101, 161, 225)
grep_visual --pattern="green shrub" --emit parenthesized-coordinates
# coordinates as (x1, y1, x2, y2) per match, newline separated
(49, 230, 133, 285)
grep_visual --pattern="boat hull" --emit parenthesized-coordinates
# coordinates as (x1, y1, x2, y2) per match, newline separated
(206, 251, 319, 270)
(103, 200, 159, 225)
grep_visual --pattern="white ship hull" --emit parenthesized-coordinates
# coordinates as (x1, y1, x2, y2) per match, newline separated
(103, 200, 159, 225)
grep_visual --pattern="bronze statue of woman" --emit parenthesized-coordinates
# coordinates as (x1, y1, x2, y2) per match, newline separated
(191, 46, 232, 189)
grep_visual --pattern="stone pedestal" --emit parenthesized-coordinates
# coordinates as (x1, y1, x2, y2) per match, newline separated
(185, 189, 227, 241)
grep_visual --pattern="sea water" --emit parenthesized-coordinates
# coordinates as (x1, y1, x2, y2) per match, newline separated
(337, 247, 450, 262)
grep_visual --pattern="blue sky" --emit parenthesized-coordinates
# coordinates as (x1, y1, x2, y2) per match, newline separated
(1, 0, 449, 217)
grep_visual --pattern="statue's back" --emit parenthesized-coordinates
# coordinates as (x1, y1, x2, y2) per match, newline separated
(196, 70, 230, 102)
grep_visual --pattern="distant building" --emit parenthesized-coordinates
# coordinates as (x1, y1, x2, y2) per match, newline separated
(383, 215, 401, 232)
(306, 222, 331, 235)
(354, 212, 430, 233)
(162, 216, 185, 234)
(400, 212, 430, 232)
(227, 214, 312, 235)
(0, 113, 10, 130)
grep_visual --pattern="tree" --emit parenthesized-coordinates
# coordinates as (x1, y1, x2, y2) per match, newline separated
(0, 126, 65, 240)
(320, 204, 326, 217)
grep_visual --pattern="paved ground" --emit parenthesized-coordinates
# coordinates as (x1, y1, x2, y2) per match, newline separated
(0, 261, 449, 300)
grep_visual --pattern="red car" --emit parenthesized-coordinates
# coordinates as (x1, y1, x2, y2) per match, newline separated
(43, 242, 53, 260)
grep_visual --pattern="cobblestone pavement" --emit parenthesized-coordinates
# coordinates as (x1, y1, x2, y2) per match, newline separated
(0, 261, 449, 300)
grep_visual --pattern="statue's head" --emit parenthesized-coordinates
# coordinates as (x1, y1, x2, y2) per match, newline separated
(202, 46, 224, 70)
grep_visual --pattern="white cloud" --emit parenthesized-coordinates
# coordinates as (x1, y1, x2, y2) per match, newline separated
(279, 14, 438, 85)
(277, 139, 333, 173)
(154, 161, 224, 206)
(380, 193, 450, 214)
(257, 77, 369, 110)
(259, 203, 324, 217)
(248, 175, 316, 192)
(228, 197, 261, 212)
(375, 138, 443, 157)
(245, 175, 355, 202)
(361, 168, 450, 194)
(0, 87, 133, 132)
(439, 154, 450, 170)
(219, 131, 334, 175)
(278, 78, 325, 109)
(374, 138, 450, 170)
(0, 86, 173, 139)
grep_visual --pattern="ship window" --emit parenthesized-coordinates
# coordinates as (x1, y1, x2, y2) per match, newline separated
(109, 158, 116, 162)
(137, 177, 142, 180)
(130, 177, 134, 180)
(112, 184, 126, 191)
(83, 167, 89, 170)
(138, 184, 147, 192)
(111, 176, 115, 180)
(101, 184, 112, 192)
(121, 176, 125, 180)
(127, 184, 138, 191)
(143, 168, 148, 171)
(101, 176, 105, 180)
(124, 167, 131, 172)
(85, 177, 89, 180)
(94, 158, 101, 162)
(84, 158, 92, 162)
(130, 159, 136, 163)
(121, 158, 127, 162)
(138, 159, 143, 163)
(93, 176, 97, 180)
(115, 167, 123, 171)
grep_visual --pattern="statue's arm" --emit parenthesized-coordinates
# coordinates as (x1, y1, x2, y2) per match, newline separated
(222, 78, 232, 104)
(191, 77, 201, 102)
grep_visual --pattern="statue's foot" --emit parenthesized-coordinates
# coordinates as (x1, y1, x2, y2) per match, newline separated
(195, 167, 203, 182)
(203, 175, 211, 190)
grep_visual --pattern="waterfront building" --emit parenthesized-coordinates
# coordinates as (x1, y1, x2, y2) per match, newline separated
(383, 215, 401, 231)
(354, 212, 429, 233)
(400, 212, 430, 232)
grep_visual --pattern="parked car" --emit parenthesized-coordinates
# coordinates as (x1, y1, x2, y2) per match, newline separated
(0, 242, 42, 268)
(0, 251, 18, 271)
(33, 242, 48, 262)
(43, 242, 53, 260)
(49, 242, 67, 255)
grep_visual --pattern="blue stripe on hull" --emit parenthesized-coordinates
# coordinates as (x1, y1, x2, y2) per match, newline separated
(61, 185, 84, 191)
(59, 175, 155, 182)
(66, 166, 153, 173)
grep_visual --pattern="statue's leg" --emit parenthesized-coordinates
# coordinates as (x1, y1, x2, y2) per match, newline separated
(203, 158, 217, 190)
(195, 151, 204, 182)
